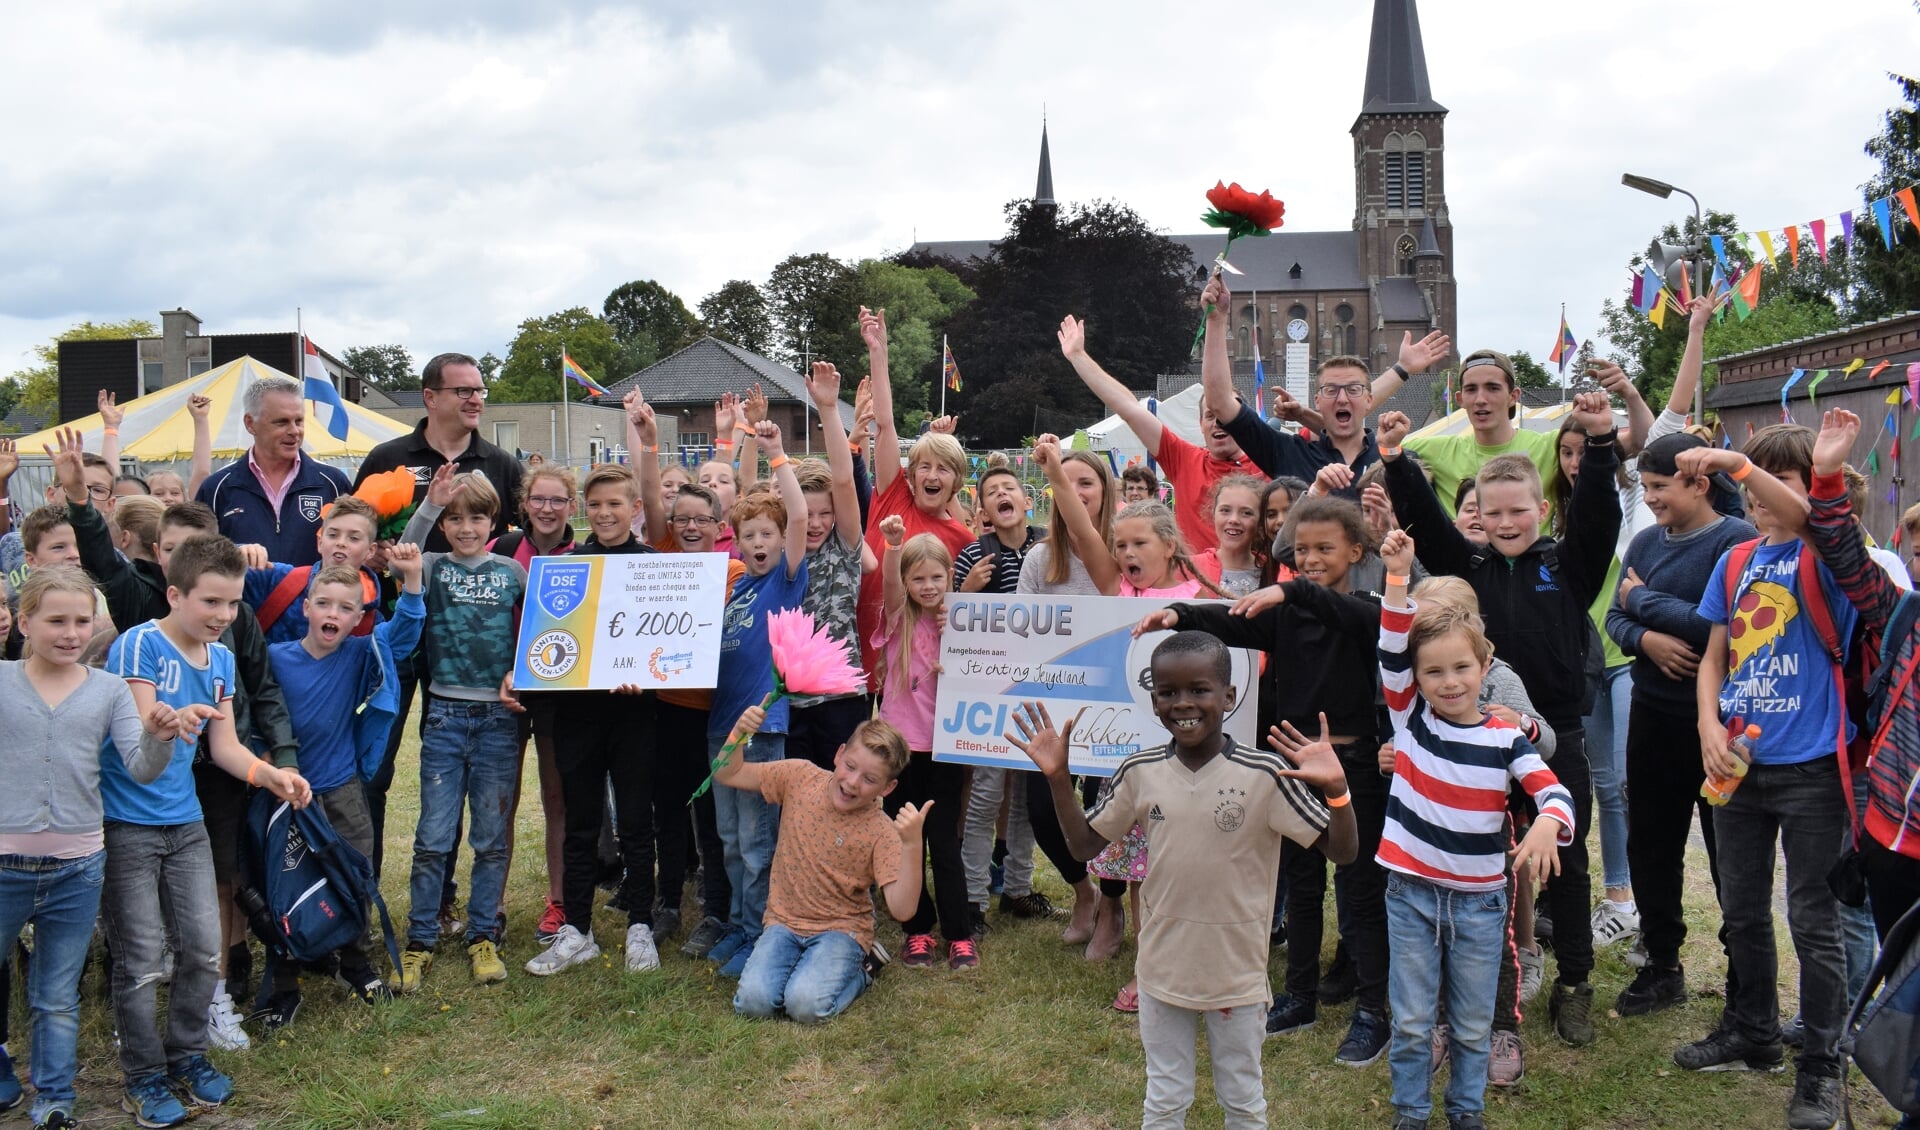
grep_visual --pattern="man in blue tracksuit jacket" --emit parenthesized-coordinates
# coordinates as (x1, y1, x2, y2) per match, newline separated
(195, 374, 350, 565)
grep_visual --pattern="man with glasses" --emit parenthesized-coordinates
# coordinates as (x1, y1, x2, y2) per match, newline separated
(1199, 276, 1449, 503)
(353, 353, 524, 889)
(196, 375, 352, 565)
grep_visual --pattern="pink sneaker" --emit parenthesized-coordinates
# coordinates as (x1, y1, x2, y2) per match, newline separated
(1489, 1029, 1524, 1087)
(947, 938, 980, 970)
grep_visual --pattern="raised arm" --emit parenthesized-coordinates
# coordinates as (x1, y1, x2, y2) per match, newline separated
(1674, 445, 1808, 538)
(1058, 315, 1162, 454)
(1556, 392, 1626, 606)
(863, 308, 903, 494)
(187, 393, 215, 498)
(757, 421, 807, 579)
(1806, 409, 1901, 633)
(625, 388, 668, 547)
(1005, 702, 1109, 861)
(400, 464, 466, 547)
(1590, 360, 1655, 458)
(739, 384, 768, 480)
(851, 376, 875, 527)
(878, 516, 907, 616)
(1666, 295, 1714, 423)
(0, 438, 15, 537)
(1034, 435, 1119, 594)
(808, 363, 863, 548)
(97, 390, 123, 472)
(1377, 413, 1475, 577)
(1358, 329, 1454, 407)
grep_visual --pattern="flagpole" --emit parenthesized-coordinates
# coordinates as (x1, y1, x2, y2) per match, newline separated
(940, 334, 948, 418)
(560, 344, 573, 475)
(296, 307, 303, 380)
(1559, 303, 1567, 405)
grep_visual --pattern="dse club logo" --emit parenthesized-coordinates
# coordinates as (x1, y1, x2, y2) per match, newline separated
(537, 562, 594, 619)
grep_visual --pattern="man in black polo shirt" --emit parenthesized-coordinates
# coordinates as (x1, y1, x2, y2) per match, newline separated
(355, 353, 525, 895)
(1199, 275, 1450, 501)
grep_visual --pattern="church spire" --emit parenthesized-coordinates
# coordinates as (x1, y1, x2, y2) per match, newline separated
(1034, 117, 1055, 206)
(1357, 0, 1446, 117)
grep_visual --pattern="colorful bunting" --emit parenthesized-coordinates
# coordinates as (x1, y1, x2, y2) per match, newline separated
(1889, 387, 1906, 406)
(1843, 358, 1865, 378)
(1869, 448, 1881, 476)
(1910, 362, 1920, 408)
(1872, 360, 1892, 380)
(1782, 368, 1804, 419)
(1842, 210, 1856, 253)
(1810, 219, 1828, 261)
(1786, 225, 1801, 266)
(1710, 234, 1730, 271)
(1807, 368, 1831, 407)
(1901, 187, 1920, 230)
(1732, 266, 1763, 320)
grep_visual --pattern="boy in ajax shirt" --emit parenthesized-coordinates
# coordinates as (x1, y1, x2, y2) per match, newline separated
(1012, 631, 1355, 1129)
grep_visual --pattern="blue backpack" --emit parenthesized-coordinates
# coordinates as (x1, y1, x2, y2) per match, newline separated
(241, 791, 401, 990)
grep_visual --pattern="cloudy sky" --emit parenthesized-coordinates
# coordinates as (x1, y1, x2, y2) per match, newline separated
(4, 1, 1917, 389)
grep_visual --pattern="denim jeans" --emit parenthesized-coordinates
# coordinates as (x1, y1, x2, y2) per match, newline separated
(102, 821, 220, 1082)
(711, 731, 783, 942)
(1385, 871, 1508, 1121)
(0, 851, 103, 1118)
(408, 697, 519, 947)
(1713, 755, 1850, 1075)
(1584, 663, 1633, 891)
(732, 923, 869, 1022)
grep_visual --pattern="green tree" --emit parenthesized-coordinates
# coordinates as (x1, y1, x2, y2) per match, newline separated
(1508, 350, 1553, 389)
(935, 199, 1195, 447)
(848, 258, 975, 423)
(0, 376, 20, 424)
(765, 253, 860, 372)
(491, 308, 619, 404)
(698, 280, 774, 355)
(603, 280, 700, 376)
(1854, 68, 1920, 318)
(340, 344, 419, 391)
(7, 318, 159, 420)
(477, 352, 503, 381)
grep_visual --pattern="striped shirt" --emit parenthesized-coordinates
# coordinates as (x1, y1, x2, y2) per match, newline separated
(1377, 599, 1575, 891)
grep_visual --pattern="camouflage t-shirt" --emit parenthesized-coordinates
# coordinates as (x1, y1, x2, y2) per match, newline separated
(421, 552, 527, 700)
(791, 530, 864, 708)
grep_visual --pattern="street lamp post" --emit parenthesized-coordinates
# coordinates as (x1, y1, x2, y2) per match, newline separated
(1622, 173, 1709, 422)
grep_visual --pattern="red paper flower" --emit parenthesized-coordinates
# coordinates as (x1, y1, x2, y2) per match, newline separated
(1202, 181, 1285, 237)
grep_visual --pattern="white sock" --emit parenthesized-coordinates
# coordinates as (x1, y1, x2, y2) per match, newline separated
(1611, 898, 1637, 915)
(213, 978, 226, 999)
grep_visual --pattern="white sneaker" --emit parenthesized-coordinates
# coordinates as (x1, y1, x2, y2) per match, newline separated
(523, 924, 599, 976)
(625, 924, 661, 973)
(207, 989, 251, 1052)
(1517, 944, 1546, 1005)
(1624, 935, 1651, 969)
(1590, 900, 1641, 948)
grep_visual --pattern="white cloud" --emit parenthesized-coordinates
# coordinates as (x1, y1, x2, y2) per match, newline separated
(4, 0, 1917, 399)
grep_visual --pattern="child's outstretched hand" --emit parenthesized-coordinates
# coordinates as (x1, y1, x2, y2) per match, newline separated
(425, 463, 469, 508)
(1812, 408, 1861, 477)
(1201, 275, 1229, 321)
(259, 764, 314, 810)
(97, 389, 124, 431)
(1057, 315, 1088, 360)
(1229, 585, 1286, 618)
(1131, 608, 1179, 637)
(878, 515, 906, 548)
(1377, 411, 1412, 453)
(1671, 446, 1745, 480)
(756, 419, 785, 460)
(1511, 815, 1565, 881)
(807, 362, 842, 410)
(144, 700, 181, 740)
(1379, 528, 1416, 578)
(1312, 463, 1354, 497)
(1267, 712, 1351, 802)
(1004, 701, 1084, 779)
(1361, 483, 1396, 538)
(1571, 391, 1614, 437)
(187, 393, 213, 421)
(744, 385, 769, 427)
(387, 542, 423, 590)
(1686, 293, 1714, 334)
(859, 307, 889, 356)
(174, 703, 224, 745)
(892, 800, 932, 842)
(929, 415, 958, 436)
(235, 543, 271, 571)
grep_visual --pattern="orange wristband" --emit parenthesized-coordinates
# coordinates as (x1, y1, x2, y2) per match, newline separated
(768, 454, 790, 470)
(642, 444, 658, 453)
(1385, 573, 1410, 587)
(1324, 790, 1351, 808)
(715, 438, 734, 450)
(1729, 459, 1754, 482)
(103, 427, 119, 437)
(247, 760, 263, 787)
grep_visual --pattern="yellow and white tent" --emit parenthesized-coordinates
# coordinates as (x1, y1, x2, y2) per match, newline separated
(1408, 401, 1576, 440)
(13, 356, 408, 469)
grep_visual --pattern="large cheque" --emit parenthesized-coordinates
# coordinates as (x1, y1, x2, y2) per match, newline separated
(932, 594, 1260, 777)
(513, 553, 728, 691)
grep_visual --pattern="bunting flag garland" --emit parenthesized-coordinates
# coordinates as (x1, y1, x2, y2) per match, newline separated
(1710, 234, 1730, 271)
(1875, 198, 1897, 249)
(1872, 360, 1892, 380)
(1843, 358, 1865, 378)
(1786, 225, 1801, 266)
(1807, 368, 1832, 407)
(1869, 449, 1881, 476)
(1731, 266, 1763, 320)
(1758, 229, 1779, 268)
(1842, 210, 1856, 253)
(1901, 187, 1920, 230)
(1781, 368, 1805, 420)
(1810, 219, 1828, 261)
(1648, 298, 1668, 329)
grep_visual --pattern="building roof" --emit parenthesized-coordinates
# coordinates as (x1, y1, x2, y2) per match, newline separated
(1376, 277, 1432, 322)
(1415, 217, 1443, 257)
(1035, 123, 1055, 206)
(603, 337, 857, 431)
(384, 389, 425, 408)
(909, 230, 1364, 295)
(1358, 0, 1446, 118)
(1369, 371, 1440, 430)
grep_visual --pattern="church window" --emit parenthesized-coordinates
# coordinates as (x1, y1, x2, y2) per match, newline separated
(1385, 152, 1404, 209)
(1335, 304, 1356, 354)
(1405, 152, 1425, 209)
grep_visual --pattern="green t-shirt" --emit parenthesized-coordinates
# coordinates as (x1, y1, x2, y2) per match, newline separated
(421, 552, 527, 700)
(1403, 428, 1562, 519)
(1589, 554, 1628, 670)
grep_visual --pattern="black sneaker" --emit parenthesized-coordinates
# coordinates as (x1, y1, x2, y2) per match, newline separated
(1318, 947, 1357, 1005)
(1550, 982, 1596, 1046)
(680, 915, 728, 960)
(1269, 921, 1288, 949)
(1265, 992, 1317, 1037)
(1781, 1013, 1806, 1049)
(333, 958, 392, 1004)
(35, 1110, 79, 1130)
(1447, 1114, 1488, 1130)
(255, 989, 303, 1032)
(652, 905, 683, 942)
(999, 891, 1061, 918)
(1335, 1009, 1390, 1066)
(863, 940, 891, 979)
(969, 905, 990, 939)
(1616, 965, 1687, 1017)
(1673, 1028, 1786, 1073)
(1391, 1117, 1429, 1130)
(1786, 1070, 1841, 1129)
(1533, 907, 1554, 947)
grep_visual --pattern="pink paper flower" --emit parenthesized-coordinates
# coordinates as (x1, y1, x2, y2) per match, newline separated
(767, 609, 863, 698)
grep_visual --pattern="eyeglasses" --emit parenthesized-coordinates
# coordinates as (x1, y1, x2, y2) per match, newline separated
(1316, 382, 1368, 401)
(86, 484, 113, 500)
(670, 515, 717, 528)
(526, 496, 572, 510)
(432, 385, 489, 401)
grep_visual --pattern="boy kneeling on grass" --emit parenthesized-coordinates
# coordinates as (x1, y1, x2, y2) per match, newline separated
(715, 707, 928, 1024)
(1011, 631, 1357, 1130)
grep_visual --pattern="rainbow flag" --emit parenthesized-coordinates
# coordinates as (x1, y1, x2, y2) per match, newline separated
(561, 351, 609, 398)
(1548, 313, 1577, 374)
(943, 340, 962, 392)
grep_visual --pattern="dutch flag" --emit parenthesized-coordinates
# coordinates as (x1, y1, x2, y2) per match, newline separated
(303, 337, 350, 441)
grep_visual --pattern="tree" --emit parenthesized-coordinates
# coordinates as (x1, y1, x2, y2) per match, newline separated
(765, 253, 860, 372)
(491, 308, 620, 404)
(934, 199, 1196, 447)
(697, 280, 774, 355)
(1508, 350, 1553, 389)
(477, 352, 503, 381)
(340, 344, 419, 391)
(1854, 69, 1920, 319)
(6, 318, 158, 421)
(603, 280, 700, 377)
(847, 258, 975, 425)
(0, 377, 20, 424)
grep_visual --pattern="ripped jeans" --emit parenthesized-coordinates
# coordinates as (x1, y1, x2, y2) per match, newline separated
(407, 697, 518, 948)
(102, 821, 220, 1083)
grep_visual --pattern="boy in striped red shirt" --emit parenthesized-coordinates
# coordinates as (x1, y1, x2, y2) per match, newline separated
(1375, 530, 1572, 1130)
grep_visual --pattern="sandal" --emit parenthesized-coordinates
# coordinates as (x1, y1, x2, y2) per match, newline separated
(1112, 983, 1140, 1013)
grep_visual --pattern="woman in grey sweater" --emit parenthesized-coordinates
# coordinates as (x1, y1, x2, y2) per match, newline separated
(0, 566, 175, 1130)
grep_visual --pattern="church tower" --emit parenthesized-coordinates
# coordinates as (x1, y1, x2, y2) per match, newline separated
(1035, 119, 1056, 208)
(1352, 0, 1455, 360)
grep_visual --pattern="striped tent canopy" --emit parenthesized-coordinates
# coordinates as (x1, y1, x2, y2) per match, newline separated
(1408, 402, 1575, 439)
(12, 356, 408, 467)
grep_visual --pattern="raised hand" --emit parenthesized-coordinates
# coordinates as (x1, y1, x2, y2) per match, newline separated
(628, 398, 658, 447)
(1003, 701, 1084, 779)
(744, 384, 769, 426)
(1266, 712, 1351, 800)
(853, 377, 875, 440)
(1361, 483, 1396, 538)
(879, 514, 906, 548)
(1571, 390, 1614, 436)
(756, 419, 785, 460)
(929, 415, 957, 436)
(1588, 360, 1634, 400)
(1379, 528, 1415, 578)
(1687, 293, 1714, 334)
(1271, 387, 1307, 423)
(1033, 436, 1061, 471)
(387, 541, 423, 589)
(1057, 315, 1088, 360)
(1672, 446, 1746, 480)
(97, 389, 124, 430)
(1131, 608, 1179, 637)
(425, 463, 469, 508)
(807, 361, 842, 409)
(892, 799, 933, 841)
(1202, 275, 1229, 319)
(1398, 329, 1451, 375)
(713, 392, 738, 436)
(0, 437, 16, 483)
(1229, 584, 1286, 618)
(1812, 408, 1861, 476)
(735, 704, 767, 739)
(1377, 411, 1412, 453)
(859, 307, 889, 356)
(187, 393, 212, 421)
(1312, 462, 1354, 497)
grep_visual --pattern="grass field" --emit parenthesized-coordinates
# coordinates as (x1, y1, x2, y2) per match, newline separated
(16, 716, 1901, 1130)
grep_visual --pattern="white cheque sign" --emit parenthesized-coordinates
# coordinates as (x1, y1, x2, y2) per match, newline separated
(512, 552, 728, 691)
(931, 594, 1260, 777)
